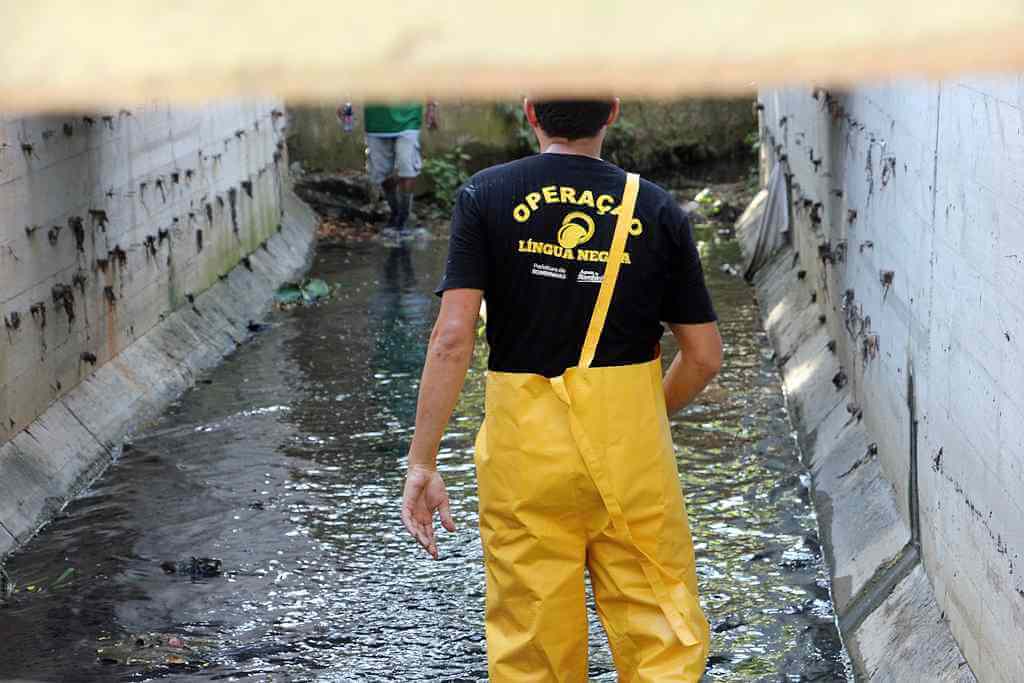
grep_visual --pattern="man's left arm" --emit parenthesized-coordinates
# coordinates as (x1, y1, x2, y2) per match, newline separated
(401, 288, 482, 558)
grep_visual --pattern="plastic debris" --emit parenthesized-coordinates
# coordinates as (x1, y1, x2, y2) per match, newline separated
(273, 278, 332, 307)
(160, 557, 223, 578)
(96, 632, 216, 667)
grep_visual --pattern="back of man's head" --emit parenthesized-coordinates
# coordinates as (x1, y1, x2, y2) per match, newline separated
(533, 100, 615, 140)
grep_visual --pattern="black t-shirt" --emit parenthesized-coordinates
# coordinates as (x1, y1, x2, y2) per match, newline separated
(437, 153, 716, 378)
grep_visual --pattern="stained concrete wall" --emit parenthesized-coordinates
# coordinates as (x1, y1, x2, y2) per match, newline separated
(0, 102, 318, 559)
(754, 76, 1024, 681)
(1, 101, 288, 443)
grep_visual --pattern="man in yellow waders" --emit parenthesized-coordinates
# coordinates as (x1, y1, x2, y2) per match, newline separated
(401, 98, 723, 682)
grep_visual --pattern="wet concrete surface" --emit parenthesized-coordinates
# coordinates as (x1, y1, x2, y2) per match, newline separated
(0, 221, 851, 681)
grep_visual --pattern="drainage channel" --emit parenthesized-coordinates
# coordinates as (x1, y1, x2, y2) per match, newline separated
(0, 187, 850, 681)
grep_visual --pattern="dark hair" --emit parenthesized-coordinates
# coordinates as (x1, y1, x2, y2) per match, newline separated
(533, 100, 614, 140)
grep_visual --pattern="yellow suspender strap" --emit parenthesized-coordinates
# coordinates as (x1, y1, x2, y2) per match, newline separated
(578, 172, 641, 370)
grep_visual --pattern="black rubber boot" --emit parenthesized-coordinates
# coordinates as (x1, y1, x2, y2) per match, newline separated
(384, 186, 400, 228)
(395, 191, 414, 232)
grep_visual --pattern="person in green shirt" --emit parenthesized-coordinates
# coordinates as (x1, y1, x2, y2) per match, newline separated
(363, 101, 438, 234)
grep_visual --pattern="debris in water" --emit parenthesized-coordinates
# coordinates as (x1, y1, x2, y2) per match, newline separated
(274, 278, 332, 308)
(294, 171, 386, 224)
(51, 567, 75, 588)
(96, 631, 216, 667)
(160, 557, 223, 578)
(713, 616, 745, 633)
(317, 217, 379, 242)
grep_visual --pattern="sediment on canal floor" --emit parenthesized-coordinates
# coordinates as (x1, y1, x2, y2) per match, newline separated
(0, 190, 318, 562)
(737, 192, 975, 682)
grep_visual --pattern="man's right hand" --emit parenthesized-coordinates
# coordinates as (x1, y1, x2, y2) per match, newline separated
(401, 464, 456, 559)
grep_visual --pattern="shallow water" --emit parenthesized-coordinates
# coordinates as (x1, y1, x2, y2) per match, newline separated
(0, 222, 850, 681)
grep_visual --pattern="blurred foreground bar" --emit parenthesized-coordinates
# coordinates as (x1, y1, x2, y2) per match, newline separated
(4, 0, 1024, 111)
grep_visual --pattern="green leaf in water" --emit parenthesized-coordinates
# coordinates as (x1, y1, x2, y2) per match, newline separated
(275, 279, 331, 306)
(301, 278, 330, 301)
(274, 284, 304, 305)
(52, 567, 76, 588)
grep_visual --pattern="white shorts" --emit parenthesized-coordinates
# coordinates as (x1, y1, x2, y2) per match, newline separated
(366, 131, 422, 184)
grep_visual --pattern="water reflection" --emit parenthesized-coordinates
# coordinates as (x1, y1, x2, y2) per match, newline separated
(0, 232, 849, 681)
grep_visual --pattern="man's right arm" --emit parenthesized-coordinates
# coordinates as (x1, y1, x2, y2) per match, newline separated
(663, 322, 722, 415)
(658, 194, 721, 415)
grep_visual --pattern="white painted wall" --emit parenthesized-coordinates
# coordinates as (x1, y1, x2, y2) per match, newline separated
(1, 100, 288, 445)
(761, 76, 1024, 681)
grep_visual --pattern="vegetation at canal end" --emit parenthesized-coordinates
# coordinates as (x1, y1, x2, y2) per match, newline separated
(421, 145, 473, 213)
(287, 99, 757, 214)
(292, 99, 758, 240)
(495, 100, 758, 177)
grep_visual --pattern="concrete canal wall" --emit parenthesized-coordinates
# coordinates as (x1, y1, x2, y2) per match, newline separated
(0, 102, 318, 561)
(747, 77, 1024, 681)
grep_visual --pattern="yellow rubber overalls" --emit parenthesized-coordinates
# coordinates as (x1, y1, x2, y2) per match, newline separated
(474, 173, 711, 682)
